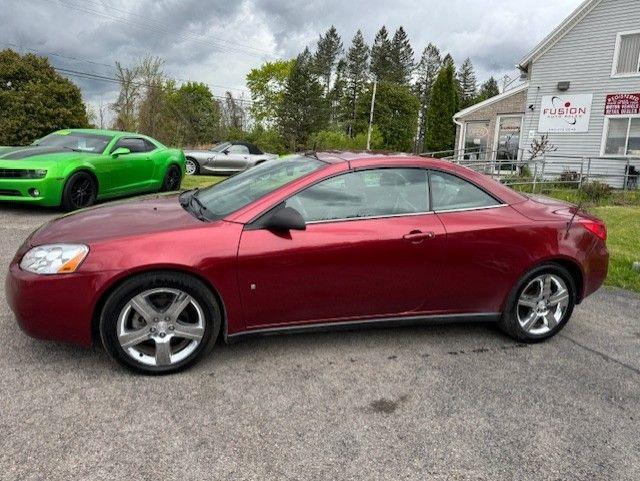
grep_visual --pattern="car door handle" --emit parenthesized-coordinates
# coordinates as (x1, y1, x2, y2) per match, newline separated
(403, 230, 435, 243)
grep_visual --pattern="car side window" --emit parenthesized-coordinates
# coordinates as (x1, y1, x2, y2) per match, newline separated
(113, 138, 151, 154)
(429, 171, 499, 211)
(228, 144, 249, 154)
(284, 168, 429, 223)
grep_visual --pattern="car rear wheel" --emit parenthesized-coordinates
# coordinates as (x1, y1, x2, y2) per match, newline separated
(61, 171, 97, 211)
(499, 264, 575, 342)
(99, 272, 220, 374)
(161, 165, 182, 191)
(185, 158, 199, 175)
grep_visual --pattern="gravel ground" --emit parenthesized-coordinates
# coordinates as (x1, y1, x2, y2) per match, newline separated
(0, 204, 638, 481)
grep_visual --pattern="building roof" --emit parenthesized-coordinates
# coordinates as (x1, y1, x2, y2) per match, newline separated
(518, 0, 602, 69)
(453, 82, 529, 120)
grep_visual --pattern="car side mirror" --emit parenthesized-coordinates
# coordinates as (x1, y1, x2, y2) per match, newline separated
(222, 148, 230, 155)
(262, 207, 306, 232)
(111, 147, 130, 157)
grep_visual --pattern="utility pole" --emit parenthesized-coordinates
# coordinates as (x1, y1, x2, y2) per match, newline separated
(366, 80, 377, 150)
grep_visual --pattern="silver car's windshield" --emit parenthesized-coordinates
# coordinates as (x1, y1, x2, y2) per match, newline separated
(186, 155, 324, 221)
(210, 142, 231, 152)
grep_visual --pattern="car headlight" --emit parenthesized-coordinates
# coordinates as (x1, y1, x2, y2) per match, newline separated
(20, 244, 89, 275)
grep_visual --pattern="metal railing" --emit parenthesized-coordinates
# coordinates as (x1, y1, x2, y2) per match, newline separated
(442, 152, 640, 192)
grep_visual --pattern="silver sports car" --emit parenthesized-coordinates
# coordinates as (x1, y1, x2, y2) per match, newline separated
(183, 141, 277, 175)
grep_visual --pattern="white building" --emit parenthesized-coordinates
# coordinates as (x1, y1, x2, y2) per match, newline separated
(517, 0, 640, 185)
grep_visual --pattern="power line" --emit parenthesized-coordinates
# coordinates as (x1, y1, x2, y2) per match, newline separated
(43, 0, 276, 60)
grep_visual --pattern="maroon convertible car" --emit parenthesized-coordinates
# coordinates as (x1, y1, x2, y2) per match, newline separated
(6, 153, 608, 374)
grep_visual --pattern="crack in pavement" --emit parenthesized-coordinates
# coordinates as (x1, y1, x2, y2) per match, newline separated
(560, 333, 640, 377)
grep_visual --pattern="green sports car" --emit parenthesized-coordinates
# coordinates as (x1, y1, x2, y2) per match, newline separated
(0, 129, 185, 210)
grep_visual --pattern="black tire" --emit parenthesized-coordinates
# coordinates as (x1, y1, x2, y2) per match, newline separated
(61, 171, 97, 211)
(99, 271, 221, 375)
(185, 158, 199, 175)
(499, 263, 576, 342)
(161, 164, 182, 191)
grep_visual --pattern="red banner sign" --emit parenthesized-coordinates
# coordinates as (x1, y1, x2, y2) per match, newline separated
(605, 93, 640, 115)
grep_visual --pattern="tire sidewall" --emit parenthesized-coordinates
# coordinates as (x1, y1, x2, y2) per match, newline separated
(161, 165, 182, 191)
(99, 272, 220, 374)
(61, 171, 97, 211)
(502, 263, 576, 342)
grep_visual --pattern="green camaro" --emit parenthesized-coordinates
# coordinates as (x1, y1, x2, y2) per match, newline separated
(0, 129, 185, 210)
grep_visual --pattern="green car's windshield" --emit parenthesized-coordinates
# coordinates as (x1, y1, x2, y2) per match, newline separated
(184, 155, 325, 221)
(34, 132, 113, 154)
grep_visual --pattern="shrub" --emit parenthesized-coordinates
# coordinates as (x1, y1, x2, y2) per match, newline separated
(581, 181, 612, 202)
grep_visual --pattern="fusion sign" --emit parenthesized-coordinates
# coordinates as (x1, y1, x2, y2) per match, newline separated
(538, 94, 593, 133)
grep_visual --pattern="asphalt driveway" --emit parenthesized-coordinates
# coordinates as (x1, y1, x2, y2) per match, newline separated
(0, 204, 638, 480)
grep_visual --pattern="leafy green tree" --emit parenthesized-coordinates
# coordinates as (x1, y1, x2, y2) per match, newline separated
(0, 49, 89, 145)
(389, 26, 414, 85)
(414, 43, 441, 151)
(356, 81, 419, 151)
(424, 62, 459, 152)
(313, 26, 343, 92)
(278, 49, 328, 150)
(246, 59, 294, 126)
(457, 57, 478, 108)
(478, 76, 500, 101)
(343, 30, 369, 137)
(370, 26, 393, 81)
(246, 125, 287, 154)
(167, 82, 220, 146)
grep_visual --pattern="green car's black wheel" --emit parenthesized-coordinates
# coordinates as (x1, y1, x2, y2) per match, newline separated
(161, 165, 182, 192)
(61, 171, 97, 211)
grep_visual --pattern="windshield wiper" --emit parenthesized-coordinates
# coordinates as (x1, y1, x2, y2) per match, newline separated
(180, 188, 211, 222)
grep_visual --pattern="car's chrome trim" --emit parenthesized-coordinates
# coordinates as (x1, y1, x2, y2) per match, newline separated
(434, 204, 509, 214)
(226, 312, 500, 342)
(305, 211, 436, 225)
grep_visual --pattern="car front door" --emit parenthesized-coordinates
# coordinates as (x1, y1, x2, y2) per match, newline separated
(108, 137, 156, 192)
(213, 144, 250, 172)
(236, 168, 447, 330)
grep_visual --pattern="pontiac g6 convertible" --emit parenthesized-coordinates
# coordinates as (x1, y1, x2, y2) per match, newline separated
(0, 129, 185, 210)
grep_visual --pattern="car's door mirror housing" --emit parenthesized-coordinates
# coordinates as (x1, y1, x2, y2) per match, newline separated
(111, 147, 131, 157)
(222, 148, 230, 155)
(262, 207, 306, 232)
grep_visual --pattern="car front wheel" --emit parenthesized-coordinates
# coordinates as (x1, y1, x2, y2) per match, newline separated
(99, 272, 221, 374)
(61, 171, 97, 211)
(161, 165, 182, 191)
(499, 264, 575, 342)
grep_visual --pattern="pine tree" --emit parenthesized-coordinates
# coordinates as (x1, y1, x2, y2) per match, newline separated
(414, 43, 441, 151)
(370, 26, 392, 81)
(278, 48, 327, 150)
(442, 53, 455, 69)
(424, 62, 459, 152)
(313, 26, 343, 93)
(344, 30, 370, 137)
(457, 57, 478, 108)
(478, 77, 500, 100)
(389, 26, 414, 85)
(329, 58, 347, 125)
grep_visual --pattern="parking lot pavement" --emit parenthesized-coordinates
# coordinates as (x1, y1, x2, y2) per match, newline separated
(0, 206, 638, 481)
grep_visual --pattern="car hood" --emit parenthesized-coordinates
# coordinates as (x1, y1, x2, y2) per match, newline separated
(0, 146, 90, 166)
(29, 193, 205, 246)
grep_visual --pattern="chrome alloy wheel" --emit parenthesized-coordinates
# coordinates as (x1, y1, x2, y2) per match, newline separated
(185, 159, 197, 175)
(117, 288, 206, 367)
(517, 274, 570, 335)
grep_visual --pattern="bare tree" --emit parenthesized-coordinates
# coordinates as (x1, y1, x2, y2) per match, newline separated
(112, 61, 140, 131)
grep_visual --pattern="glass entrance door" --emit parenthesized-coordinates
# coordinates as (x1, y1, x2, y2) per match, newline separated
(463, 121, 490, 160)
(495, 116, 522, 168)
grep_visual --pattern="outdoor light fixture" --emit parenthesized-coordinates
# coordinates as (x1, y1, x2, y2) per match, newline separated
(557, 81, 570, 91)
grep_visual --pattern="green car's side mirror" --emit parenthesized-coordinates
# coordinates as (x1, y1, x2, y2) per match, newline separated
(111, 147, 131, 157)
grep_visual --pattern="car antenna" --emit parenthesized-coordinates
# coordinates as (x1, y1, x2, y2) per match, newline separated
(565, 198, 584, 239)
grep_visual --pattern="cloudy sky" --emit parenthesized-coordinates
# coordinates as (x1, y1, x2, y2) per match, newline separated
(2, 0, 584, 113)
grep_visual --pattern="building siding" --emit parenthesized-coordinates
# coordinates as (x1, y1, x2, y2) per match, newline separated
(520, 0, 640, 166)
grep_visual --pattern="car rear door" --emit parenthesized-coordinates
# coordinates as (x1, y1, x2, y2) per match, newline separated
(236, 168, 447, 329)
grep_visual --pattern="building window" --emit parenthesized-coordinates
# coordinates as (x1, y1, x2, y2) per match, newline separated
(462, 121, 490, 159)
(604, 117, 640, 156)
(613, 32, 640, 76)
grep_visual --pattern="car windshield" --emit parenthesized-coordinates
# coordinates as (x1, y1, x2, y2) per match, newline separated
(34, 131, 113, 153)
(210, 142, 232, 152)
(184, 155, 325, 221)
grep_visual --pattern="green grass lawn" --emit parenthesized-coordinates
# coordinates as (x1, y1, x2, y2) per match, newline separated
(591, 206, 640, 292)
(180, 175, 640, 292)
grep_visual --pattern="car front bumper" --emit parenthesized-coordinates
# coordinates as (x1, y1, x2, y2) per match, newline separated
(0, 177, 64, 206)
(5, 262, 110, 346)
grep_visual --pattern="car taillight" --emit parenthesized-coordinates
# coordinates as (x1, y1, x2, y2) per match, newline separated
(579, 219, 607, 241)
